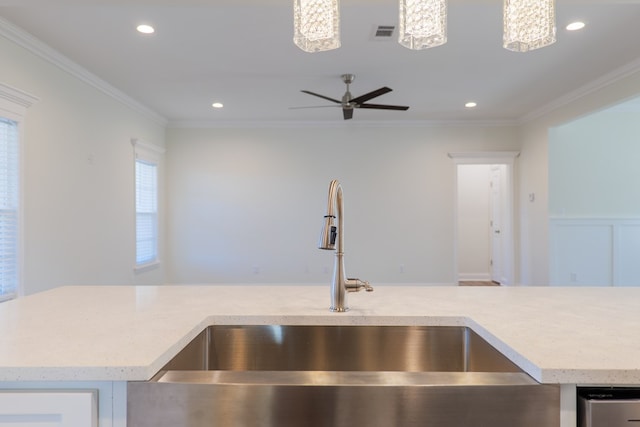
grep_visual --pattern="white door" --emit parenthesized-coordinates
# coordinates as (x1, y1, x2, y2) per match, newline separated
(489, 165, 504, 284)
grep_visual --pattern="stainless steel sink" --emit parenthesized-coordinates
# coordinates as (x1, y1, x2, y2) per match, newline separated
(128, 325, 559, 427)
(160, 325, 522, 372)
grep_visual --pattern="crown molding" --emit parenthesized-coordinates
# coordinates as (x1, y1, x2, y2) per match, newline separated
(0, 17, 167, 127)
(4, 12, 637, 130)
(448, 151, 520, 164)
(519, 56, 640, 124)
(167, 118, 519, 129)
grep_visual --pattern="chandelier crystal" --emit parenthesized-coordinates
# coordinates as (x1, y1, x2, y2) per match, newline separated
(503, 0, 556, 52)
(293, 0, 340, 53)
(398, 0, 447, 50)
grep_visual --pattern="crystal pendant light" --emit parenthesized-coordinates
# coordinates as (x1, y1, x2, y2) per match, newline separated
(503, 0, 556, 52)
(398, 0, 447, 50)
(293, 0, 340, 53)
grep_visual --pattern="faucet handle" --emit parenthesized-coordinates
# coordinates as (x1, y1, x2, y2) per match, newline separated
(346, 278, 373, 293)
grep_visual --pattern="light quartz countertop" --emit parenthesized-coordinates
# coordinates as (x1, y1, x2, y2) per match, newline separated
(0, 285, 639, 384)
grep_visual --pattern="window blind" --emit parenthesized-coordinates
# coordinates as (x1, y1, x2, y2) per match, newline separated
(136, 159, 158, 265)
(0, 118, 18, 300)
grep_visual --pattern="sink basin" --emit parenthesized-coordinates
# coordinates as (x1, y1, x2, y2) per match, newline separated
(160, 325, 522, 373)
(128, 325, 559, 427)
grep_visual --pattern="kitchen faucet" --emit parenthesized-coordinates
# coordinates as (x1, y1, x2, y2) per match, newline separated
(318, 179, 373, 312)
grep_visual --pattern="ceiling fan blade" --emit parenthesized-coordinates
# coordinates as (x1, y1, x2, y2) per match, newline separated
(358, 103, 410, 111)
(343, 107, 354, 120)
(350, 87, 392, 105)
(301, 90, 341, 104)
(289, 105, 341, 109)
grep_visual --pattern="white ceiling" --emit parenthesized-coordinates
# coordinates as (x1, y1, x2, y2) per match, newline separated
(2, 0, 640, 125)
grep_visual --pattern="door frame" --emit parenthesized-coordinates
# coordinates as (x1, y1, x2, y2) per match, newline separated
(449, 151, 519, 286)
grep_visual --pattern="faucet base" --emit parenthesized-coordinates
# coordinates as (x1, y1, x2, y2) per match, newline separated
(329, 306, 349, 313)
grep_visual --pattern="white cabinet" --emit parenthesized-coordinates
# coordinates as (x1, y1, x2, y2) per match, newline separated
(0, 391, 97, 427)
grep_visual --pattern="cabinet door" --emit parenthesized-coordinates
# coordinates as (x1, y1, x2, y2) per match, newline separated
(0, 391, 97, 427)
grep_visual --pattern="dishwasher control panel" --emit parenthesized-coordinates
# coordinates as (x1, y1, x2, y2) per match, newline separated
(579, 387, 640, 427)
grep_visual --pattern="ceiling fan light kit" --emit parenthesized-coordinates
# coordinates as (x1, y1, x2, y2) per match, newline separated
(293, 0, 555, 53)
(293, 0, 341, 53)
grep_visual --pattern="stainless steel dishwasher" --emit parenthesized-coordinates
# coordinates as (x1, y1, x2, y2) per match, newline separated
(578, 387, 640, 427)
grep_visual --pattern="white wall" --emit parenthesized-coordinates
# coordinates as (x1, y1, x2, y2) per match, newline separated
(548, 110, 640, 286)
(457, 165, 491, 281)
(0, 33, 166, 295)
(518, 67, 640, 285)
(165, 125, 519, 285)
(6, 16, 640, 291)
(550, 111, 640, 217)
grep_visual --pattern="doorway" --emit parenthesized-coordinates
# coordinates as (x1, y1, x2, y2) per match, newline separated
(449, 152, 519, 286)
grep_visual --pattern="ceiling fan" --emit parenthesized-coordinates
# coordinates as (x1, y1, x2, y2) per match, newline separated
(298, 74, 409, 120)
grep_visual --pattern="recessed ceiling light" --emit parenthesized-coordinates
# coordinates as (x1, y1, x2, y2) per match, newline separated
(136, 24, 155, 34)
(212, 102, 224, 109)
(566, 21, 585, 31)
(465, 102, 477, 108)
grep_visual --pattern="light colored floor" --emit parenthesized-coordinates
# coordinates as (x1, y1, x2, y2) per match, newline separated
(459, 281, 500, 286)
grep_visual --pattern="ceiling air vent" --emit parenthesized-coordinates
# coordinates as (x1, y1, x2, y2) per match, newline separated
(373, 25, 395, 39)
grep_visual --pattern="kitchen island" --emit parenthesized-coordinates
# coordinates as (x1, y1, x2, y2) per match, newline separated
(1, 284, 639, 426)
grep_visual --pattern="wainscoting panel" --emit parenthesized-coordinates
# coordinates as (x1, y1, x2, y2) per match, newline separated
(615, 224, 640, 286)
(550, 218, 640, 286)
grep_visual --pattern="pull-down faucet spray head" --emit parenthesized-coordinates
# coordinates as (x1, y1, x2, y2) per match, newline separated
(318, 216, 337, 250)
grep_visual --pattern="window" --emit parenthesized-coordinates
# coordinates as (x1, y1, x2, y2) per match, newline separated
(0, 82, 36, 301)
(136, 158, 158, 265)
(0, 118, 18, 301)
(132, 139, 164, 270)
